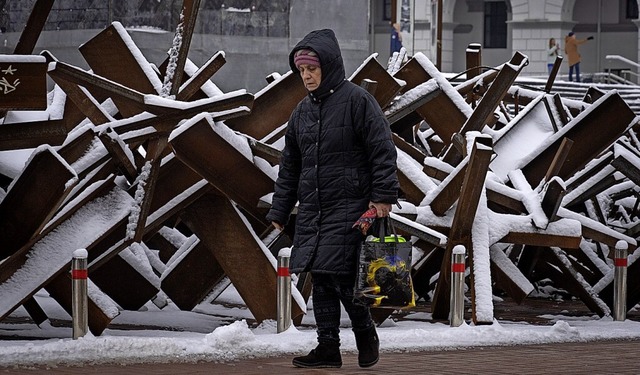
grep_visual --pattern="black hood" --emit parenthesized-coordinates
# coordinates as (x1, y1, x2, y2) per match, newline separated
(289, 29, 346, 99)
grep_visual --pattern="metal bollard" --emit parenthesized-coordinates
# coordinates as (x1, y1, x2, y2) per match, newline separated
(449, 245, 466, 327)
(277, 249, 292, 333)
(613, 240, 628, 321)
(72, 248, 89, 339)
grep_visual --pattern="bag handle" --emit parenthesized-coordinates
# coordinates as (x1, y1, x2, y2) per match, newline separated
(378, 216, 399, 242)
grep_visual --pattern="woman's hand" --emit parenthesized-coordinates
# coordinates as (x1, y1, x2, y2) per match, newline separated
(272, 221, 283, 231)
(369, 201, 392, 217)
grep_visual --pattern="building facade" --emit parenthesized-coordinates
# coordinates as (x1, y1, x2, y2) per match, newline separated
(1, 0, 639, 93)
(392, 0, 640, 80)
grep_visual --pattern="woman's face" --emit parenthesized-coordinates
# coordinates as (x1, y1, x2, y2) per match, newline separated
(298, 64, 322, 91)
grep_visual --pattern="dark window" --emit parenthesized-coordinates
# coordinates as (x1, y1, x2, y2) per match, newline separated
(627, 0, 639, 19)
(383, 0, 392, 21)
(484, 1, 507, 49)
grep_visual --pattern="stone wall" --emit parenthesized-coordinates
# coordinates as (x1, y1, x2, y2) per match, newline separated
(1, 0, 291, 36)
(0, 0, 371, 94)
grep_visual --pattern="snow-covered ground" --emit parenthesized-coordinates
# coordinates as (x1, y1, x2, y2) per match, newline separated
(2, 285, 640, 369)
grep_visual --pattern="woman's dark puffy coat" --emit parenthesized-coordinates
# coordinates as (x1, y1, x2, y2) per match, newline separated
(266, 29, 399, 275)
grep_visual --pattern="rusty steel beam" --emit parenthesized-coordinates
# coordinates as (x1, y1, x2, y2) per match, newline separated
(551, 94, 570, 126)
(225, 71, 307, 140)
(40, 50, 111, 132)
(428, 158, 469, 216)
(392, 133, 427, 164)
(97, 127, 138, 182)
(540, 178, 566, 222)
(490, 246, 533, 304)
(161, 238, 226, 311)
(566, 178, 617, 219)
(599, 255, 640, 313)
(111, 92, 254, 135)
(145, 230, 180, 264)
(443, 52, 528, 165)
(544, 249, 609, 317)
(544, 138, 574, 182)
(45, 272, 118, 336)
(612, 153, 640, 186)
(386, 83, 441, 139)
(392, 56, 469, 145)
(410, 244, 444, 300)
(180, 192, 305, 324)
(544, 55, 563, 93)
(89, 253, 160, 311)
(455, 68, 499, 98)
(21, 297, 48, 326)
(0, 186, 134, 322)
(166, 0, 201, 97)
(465, 43, 482, 80)
(176, 52, 226, 101)
(556, 208, 637, 254)
(0, 119, 67, 151)
(0, 147, 77, 260)
(129, 136, 168, 243)
(431, 137, 493, 322)
(79, 23, 160, 117)
(498, 228, 581, 249)
(49, 74, 113, 125)
(48, 61, 154, 115)
(13, 0, 54, 54)
(521, 92, 636, 186)
(350, 57, 402, 109)
(147, 155, 207, 215)
(170, 117, 273, 226)
(0, 58, 48, 110)
(583, 86, 606, 104)
(397, 168, 426, 205)
(248, 138, 282, 166)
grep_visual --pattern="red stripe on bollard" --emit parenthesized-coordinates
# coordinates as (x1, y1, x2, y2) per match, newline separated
(277, 267, 290, 277)
(72, 269, 88, 279)
(615, 258, 628, 267)
(452, 263, 465, 273)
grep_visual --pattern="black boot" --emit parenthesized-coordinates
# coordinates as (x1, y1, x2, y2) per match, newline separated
(354, 326, 379, 368)
(292, 342, 342, 368)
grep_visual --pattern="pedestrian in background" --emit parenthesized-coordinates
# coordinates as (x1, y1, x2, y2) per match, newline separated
(547, 37, 560, 74)
(390, 22, 403, 54)
(267, 28, 399, 369)
(564, 31, 593, 82)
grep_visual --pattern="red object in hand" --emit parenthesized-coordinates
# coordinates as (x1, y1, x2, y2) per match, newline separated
(352, 207, 378, 235)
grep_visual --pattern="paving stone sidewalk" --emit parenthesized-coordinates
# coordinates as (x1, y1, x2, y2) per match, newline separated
(2, 339, 640, 374)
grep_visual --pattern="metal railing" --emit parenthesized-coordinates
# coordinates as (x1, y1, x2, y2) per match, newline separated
(605, 55, 640, 84)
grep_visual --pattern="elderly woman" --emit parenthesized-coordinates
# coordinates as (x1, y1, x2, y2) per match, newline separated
(267, 29, 399, 369)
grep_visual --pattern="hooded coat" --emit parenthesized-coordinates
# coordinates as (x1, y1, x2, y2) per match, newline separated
(266, 29, 399, 275)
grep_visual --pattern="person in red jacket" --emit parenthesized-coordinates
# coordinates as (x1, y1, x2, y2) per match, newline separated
(564, 31, 593, 82)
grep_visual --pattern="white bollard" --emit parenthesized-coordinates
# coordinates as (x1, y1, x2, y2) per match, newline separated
(277, 248, 292, 333)
(72, 248, 89, 339)
(449, 245, 466, 327)
(613, 240, 628, 321)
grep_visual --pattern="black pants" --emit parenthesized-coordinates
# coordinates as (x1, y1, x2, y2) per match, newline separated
(311, 273, 374, 345)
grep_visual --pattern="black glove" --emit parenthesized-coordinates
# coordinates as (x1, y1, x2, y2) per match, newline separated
(587, 36, 594, 40)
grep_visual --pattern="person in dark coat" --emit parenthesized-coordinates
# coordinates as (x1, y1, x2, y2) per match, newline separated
(266, 29, 399, 369)
(390, 22, 403, 54)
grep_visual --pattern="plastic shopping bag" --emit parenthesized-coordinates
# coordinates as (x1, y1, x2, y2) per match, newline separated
(353, 218, 415, 309)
